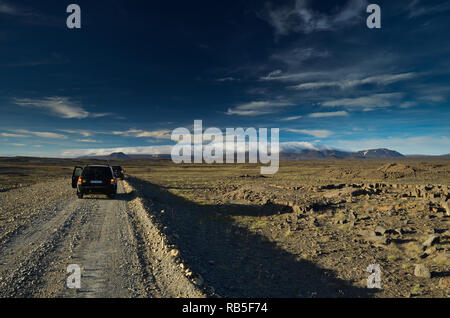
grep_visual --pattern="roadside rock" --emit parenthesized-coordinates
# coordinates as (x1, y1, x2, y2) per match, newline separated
(375, 226, 387, 236)
(170, 249, 180, 257)
(438, 277, 449, 290)
(441, 200, 450, 216)
(414, 264, 431, 279)
(422, 234, 439, 249)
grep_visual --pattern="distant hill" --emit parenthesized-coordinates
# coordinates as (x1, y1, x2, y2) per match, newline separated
(78, 152, 171, 160)
(352, 148, 404, 159)
(280, 149, 351, 160)
(79, 152, 131, 160)
(279, 148, 404, 160)
(108, 152, 130, 160)
(405, 154, 450, 159)
(77, 148, 411, 161)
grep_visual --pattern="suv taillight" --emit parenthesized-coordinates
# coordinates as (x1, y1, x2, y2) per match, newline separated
(77, 177, 82, 184)
(110, 178, 115, 184)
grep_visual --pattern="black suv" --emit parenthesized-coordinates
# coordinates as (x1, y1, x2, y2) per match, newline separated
(112, 166, 125, 179)
(72, 165, 117, 199)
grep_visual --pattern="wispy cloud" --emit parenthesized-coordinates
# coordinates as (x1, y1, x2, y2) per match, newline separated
(406, 0, 450, 18)
(77, 139, 100, 143)
(262, 0, 367, 35)
(399, 101, 418, 109)
(226, 100, 294, 116)
(11, 143, 26, 147)
(308, 111, 349, 118)
(14, 129, 68, 139)
(290, 73, 416, 90)
(61, 145, 174, 158)
(260, 69, 326, 82)
(215, 77, 238, 82)
(1, 132, 29, 138)
(59, 129, 93, 138)
(285, 129, 333, 138)
(322, 93, 404, 109)
(2, 53, 69, 68)
(279, 141, 324, 152)
(280, 115, 303, 121)
(270, 47, 329, 67)
(110, 129, 172, 140)
(14, 97, 114, 119)
(0, 1, 31, 16)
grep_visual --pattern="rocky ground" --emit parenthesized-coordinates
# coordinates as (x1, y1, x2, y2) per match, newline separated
(127, 159, 449, 298)
(0, 158, 448, 298)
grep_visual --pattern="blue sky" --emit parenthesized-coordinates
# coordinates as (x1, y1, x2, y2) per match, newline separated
(0, 0, 449, 157)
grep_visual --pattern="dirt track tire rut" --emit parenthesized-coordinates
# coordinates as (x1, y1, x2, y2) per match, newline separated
(0, 180, 202, 298)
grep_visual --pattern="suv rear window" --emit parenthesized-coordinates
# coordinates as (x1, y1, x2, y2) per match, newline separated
(82, 167, 112, 179)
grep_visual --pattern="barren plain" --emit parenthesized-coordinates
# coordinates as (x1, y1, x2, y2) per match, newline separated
(0, 157, 448, 297)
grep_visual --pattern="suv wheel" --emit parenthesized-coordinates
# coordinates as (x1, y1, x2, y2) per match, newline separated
(77, 192, 83, 199)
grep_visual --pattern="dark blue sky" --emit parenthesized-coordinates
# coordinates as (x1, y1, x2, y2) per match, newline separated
(1, 0, 449, 156)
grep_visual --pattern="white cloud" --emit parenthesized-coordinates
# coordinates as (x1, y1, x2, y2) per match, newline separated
(270, 47, 329, 67)
(291, 73, 416, 90)
(322, 93, 404, 108)
(14, 97, 112, 119)
(61, 145, 174, 158)
(60, 141, 327, 158)
(11, 143, 26, 147)
(280, 115, 303, 121)
(263, 0, 367, 35)
(419, 95, 446, 103)
(14, 129, 68, 139)
(110, 129, 172, 139)
(0, 1, 29, 16)
(308, 111, 349, 118)
(260, 70, 326, 82)
(226, 100, 294, 116)
(260, 54, 399, 85)
(406, 0, 450, 18)
(77, 139, 99, 143)
(285, 129, 333, 138)
(216, 77, 237, 82)
(279, 141, 327, 152)
(399, 101, 418, 109)
(1, 132, 29, 137)
(59, 129, 93, 137)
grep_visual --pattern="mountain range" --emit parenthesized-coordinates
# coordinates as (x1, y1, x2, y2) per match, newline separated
(80, 148, 406, 160)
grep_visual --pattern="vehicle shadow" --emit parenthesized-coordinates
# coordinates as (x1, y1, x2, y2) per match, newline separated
(128, 176, 375, 298)
(80, 190, 137, 202)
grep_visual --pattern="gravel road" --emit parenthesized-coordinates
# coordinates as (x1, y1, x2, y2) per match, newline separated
(0, 179, 203, 298)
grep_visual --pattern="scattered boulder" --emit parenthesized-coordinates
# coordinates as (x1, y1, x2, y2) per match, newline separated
(378, 163, 416, 178)
(375, 226, 387, 236)
(362, 229, 389, 245)
(414, 264, 431, 279)
(170, 249, 179, 257)
(433, 252, 449, 264)
(438, 277, 450, 290)
(422, 234, 439, 249)
(441, 200, 450, 216)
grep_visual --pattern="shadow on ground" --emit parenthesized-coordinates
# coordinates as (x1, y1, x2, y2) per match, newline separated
(128, 176, 376, 298)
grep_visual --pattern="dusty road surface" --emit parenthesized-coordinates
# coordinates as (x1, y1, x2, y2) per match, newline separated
(0, 179, 203, 298)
